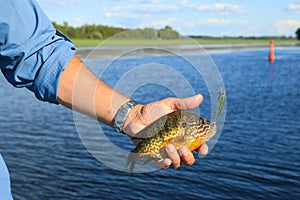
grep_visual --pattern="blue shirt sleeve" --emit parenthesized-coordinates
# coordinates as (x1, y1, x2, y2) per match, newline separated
(0, 0, 76, 104)
(0, 154, 13, 200)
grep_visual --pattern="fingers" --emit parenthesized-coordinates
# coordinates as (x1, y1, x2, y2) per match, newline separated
(157, 144, 195, 169)
(178, 146, 195, 166)
(166, 144, 181, 168)
(156, 158, 172, 169)
(172, 94, 203, 111)
(198, 143, 209, 156)
(156, 144, 208, 169)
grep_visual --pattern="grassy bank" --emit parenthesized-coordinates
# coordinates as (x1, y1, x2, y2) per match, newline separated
(196, 38, 299, 45)
(71, 38, 193, 47)
(71, 38, 300, 47)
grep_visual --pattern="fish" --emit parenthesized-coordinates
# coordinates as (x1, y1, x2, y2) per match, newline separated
(126, 89, 226, 172)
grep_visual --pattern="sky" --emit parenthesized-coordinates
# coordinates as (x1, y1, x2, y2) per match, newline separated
(37, 0, 300, 37)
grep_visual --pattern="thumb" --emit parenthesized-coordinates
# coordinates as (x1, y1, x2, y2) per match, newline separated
(174, 94, 203, 111)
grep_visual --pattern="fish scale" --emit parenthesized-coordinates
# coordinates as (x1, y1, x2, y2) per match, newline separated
(126, 90, 226, 172)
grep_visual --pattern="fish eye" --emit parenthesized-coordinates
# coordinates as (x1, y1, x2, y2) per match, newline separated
(199, 117, 204, 124)
(181, 122, 187, 128)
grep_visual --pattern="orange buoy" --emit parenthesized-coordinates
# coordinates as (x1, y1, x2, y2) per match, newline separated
(269, 40, 275, 63)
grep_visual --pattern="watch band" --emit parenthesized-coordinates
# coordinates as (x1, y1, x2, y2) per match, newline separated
(113, 100, 138, 133)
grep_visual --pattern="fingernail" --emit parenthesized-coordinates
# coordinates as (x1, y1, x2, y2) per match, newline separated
(166, 144, 175, 153)
(165, 159, 171, 166)
(179, 147, 189, 157)
(199, 144, 208, 155)
(198, 94, 203, 100)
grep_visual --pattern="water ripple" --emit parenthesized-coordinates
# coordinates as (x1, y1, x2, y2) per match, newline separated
(0, 48, 300, 199)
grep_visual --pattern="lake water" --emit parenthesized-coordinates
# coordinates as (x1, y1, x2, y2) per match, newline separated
(0, 47, 299, 199)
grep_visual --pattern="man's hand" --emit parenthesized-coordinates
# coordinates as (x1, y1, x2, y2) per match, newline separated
(123, 94, 208, 169)
(57, 56, 208, 169)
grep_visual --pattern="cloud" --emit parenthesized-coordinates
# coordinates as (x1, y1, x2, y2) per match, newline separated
(108, 4, 178, 13)
(197, 3, 246, 14)
(190, 18, 247, 26)
(139, 18, 179, 28)
(132, 0, 162, 3)
(37, 0, 85, 7)
(104, 3, 179, 19)
(197, 19, 232, 25)
(71, 18, 86, 27)
(184, 18, 248, 36)
(289, 1, 300, 13)
(105, 12, 151, 18)
(275, 20, 300, 35)
(148, 0, 162, 3)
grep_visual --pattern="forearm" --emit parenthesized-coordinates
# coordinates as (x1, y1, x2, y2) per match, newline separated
(57, 56, 208, 170)
(57, 56, 130, 127)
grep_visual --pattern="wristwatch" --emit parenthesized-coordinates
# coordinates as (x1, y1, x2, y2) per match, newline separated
(113, 100, 138, 133)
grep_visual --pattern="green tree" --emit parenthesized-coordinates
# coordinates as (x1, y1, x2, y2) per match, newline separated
(164, 25, 173, 30)
(157, 25, 180, 39)
(142, 28, 158, 39)
(51, 21, 183, 40)
(158, 29, 180, 39)
(296, 28, 300, 40)
(54, 22, 127, 39)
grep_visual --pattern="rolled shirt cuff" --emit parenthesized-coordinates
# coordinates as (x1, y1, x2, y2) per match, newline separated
(32, 39, 76, 104)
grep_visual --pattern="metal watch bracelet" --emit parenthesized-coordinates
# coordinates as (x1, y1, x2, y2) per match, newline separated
(113, 100, 138, 133)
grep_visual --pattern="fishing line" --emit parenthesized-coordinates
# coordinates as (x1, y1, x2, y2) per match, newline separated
(73, 3, 227, 173)
(221, 0, 227, 74)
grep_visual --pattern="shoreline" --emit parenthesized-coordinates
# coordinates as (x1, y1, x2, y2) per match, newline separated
(76, 43, 300, 60)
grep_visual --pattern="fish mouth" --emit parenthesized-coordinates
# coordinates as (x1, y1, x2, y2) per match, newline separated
(205, 122, 217, 140)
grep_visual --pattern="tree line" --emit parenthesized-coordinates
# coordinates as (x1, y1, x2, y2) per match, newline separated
(190, 35, 296, 40)
(52, 22, 180, 40)
(296, 28, 300, 40)
(191, 28, 300, 40)
(53, 22, 300, 40)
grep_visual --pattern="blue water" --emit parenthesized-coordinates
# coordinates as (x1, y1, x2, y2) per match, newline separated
(0, 47, 299, 199)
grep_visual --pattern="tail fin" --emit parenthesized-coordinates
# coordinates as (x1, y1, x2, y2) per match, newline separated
(126, 152, 142, 173)
(142, 156, 155, 166)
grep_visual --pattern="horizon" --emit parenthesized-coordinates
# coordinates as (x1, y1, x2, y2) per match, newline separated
(37, 0, 300, 37)
(51, 21, 298, 39)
